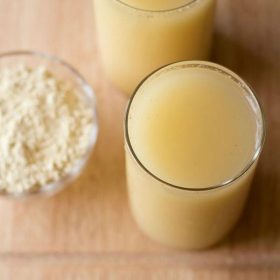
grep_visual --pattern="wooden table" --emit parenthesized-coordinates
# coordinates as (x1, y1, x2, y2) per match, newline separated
(0, 0, 279, 279)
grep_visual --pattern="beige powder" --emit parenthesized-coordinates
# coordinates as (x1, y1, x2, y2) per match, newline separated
(0, 65, 94, 193)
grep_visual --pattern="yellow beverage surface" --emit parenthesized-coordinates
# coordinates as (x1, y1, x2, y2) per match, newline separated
(128, 65, 258, 188)
(120, 0, 192, 10)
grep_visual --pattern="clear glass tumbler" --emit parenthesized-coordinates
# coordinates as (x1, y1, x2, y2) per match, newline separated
(94, 0, 216, 95)
(125, 61, 265, 249)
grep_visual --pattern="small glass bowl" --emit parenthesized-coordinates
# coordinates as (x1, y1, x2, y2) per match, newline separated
(0, 50, 99, 199)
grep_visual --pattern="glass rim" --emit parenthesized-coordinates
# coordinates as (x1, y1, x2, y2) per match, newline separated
(125, 60, 266, 192)
(115, 0, 199, 13)
(0, 50, 99, 199)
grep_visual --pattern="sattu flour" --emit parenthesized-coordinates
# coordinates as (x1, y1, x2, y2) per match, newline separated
(0, 65, 94, 193)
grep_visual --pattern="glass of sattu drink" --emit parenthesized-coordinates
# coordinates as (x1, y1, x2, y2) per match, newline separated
(125, 61, 265, 249)
(94, 0, 216, 95)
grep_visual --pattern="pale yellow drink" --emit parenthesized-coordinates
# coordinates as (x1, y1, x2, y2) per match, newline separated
(125, 61, 265, 249)
(94, 0, 215, 95)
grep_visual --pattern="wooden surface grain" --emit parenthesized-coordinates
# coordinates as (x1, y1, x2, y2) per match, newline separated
(0, 0, 279, 279)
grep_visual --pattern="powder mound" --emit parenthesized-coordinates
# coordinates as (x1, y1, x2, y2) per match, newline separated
(0, 64, 94, 194)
